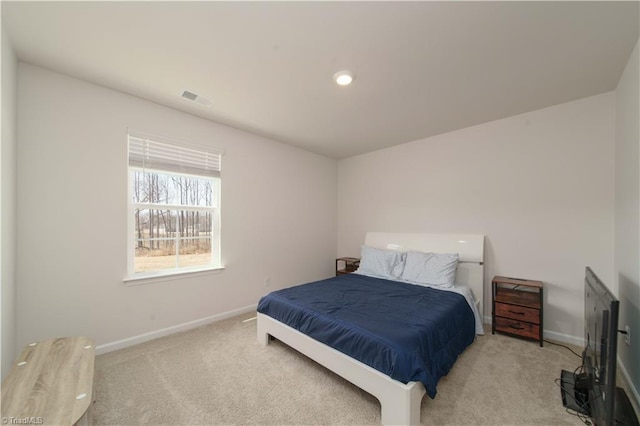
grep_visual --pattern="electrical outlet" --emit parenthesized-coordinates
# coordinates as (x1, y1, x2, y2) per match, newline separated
(624, 325, 630, 346)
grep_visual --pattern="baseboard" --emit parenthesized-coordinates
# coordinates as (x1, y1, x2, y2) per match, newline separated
(617, 356, 640, 415)
(95, 304, 257, 355)
(483, 315, 584, 347)
(484, 315, 492, 326)
(543, 330, 584, 347)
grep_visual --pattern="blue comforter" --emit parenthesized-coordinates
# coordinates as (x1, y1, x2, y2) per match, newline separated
(257, 273, 475, 398)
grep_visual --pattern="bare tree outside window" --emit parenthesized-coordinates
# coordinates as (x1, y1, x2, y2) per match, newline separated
(132, 168, 219, 273)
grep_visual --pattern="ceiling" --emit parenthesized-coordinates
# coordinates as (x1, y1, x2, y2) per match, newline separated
(2, 1, 639, 159)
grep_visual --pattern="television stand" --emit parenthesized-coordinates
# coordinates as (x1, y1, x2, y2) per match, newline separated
(615, 386, 639, 426)
(560, 369, 639, 425)
(560, 369, 590, 415)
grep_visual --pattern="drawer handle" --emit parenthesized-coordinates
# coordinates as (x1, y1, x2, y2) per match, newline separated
(508, 310, 525, 316)
(508, 324, 525, 330)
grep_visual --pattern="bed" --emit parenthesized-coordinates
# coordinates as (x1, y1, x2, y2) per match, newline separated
(257, 232, 485, 425)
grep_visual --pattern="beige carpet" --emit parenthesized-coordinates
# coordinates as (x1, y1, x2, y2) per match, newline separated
(94, 312, 598, 425)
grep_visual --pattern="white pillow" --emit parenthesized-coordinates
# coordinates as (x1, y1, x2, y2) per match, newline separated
(401, 251, 459, 288)
(356, 245, 406, 280)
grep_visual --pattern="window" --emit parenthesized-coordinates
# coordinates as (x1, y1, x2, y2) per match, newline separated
(127, 131, 222, 280)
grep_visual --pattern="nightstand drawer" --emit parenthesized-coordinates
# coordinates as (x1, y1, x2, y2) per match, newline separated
(494, 302, 540, 324)
(494, 317, 540, 341)
(492, 276, 543, 346)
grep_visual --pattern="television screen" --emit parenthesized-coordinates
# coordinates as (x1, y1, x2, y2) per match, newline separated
(584, 267, 619, 426)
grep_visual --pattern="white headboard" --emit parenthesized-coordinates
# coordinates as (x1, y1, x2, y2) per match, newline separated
(364, 232, 485, 320)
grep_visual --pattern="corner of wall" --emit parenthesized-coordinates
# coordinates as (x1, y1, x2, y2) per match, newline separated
(614, 36, 640, 409)
(1, 26, 19, 379)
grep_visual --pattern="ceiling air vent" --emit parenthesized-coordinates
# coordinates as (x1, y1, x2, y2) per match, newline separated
(181, 90, 198, 101)
(181, 90, 212, 107)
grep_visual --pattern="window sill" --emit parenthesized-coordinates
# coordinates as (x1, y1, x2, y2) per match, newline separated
(123, 266, 226, 286)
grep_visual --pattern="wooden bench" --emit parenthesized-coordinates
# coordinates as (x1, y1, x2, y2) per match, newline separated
(1, 336, 95, 426)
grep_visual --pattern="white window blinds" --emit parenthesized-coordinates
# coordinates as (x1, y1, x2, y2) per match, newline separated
(128, 131, 222, 177)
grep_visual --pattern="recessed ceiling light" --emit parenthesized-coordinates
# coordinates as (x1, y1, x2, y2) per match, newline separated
(334, 70, 354, 86)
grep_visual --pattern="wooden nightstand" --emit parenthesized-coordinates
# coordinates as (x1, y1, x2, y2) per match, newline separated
(492, 276, 543, 346)
(336, 257, 360, 276)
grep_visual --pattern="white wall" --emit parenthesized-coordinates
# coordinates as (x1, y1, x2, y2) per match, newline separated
(338, 93, 615, 343)
(1, 27, 18, 378)
(16, 63, 337, 350)
(614, 38, 640, 402)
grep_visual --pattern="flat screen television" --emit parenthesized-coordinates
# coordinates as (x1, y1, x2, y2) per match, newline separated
(561, 267, 638, 426)
(583, 266, 619, 425)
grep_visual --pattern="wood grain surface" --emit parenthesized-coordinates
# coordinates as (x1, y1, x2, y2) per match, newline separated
(1, 336, 95, 425)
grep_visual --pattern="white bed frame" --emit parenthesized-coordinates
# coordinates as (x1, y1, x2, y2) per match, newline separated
(257, 233, 485, 425)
